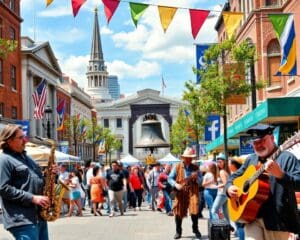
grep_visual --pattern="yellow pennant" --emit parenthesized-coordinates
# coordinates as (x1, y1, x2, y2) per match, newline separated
(46, 0, 54, 7)
(158, 6, 178, 33)
(222, 12, 244, 39)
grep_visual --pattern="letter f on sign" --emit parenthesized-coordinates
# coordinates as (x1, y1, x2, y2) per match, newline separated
(208, 120, 219, 140)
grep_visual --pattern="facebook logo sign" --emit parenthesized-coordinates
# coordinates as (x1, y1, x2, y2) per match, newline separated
(205, 115, 220, 141)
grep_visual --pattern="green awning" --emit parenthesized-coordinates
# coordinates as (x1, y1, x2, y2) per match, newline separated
(206, 97, 300, 152)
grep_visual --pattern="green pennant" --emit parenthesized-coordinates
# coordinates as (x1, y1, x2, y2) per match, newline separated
(129, 2, 149, 27)
(268, 14, 290, 39)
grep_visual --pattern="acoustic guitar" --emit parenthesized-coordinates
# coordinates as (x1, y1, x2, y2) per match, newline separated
(228, 131, 300, 223)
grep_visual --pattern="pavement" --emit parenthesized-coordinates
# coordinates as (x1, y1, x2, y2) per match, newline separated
(0, 204, 239, 240)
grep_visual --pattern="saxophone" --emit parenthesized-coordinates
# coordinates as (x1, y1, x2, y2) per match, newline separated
(38, 137, 68, 221)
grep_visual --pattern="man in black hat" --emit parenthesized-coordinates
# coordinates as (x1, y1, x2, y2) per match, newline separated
(226, 123, 300, 239)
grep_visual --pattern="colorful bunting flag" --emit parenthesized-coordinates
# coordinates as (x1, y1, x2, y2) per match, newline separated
(71, 0, 86, 17)
(56, 99, 65, 131)
(268, 14, 297, 76)
(158, 6, 177, 33)
(222, 12, 244, 39)
(102, 0, 120, 24)
(46, 0, 54, 7)
(189, 9, 210, 39)
(129, 2, 149, 27)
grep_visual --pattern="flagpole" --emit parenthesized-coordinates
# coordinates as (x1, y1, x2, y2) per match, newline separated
(161, 74, 164, 96)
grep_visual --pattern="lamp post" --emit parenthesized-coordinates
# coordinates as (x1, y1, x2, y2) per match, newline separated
(91, 109, 97, 162)
(44, 105, 52, 139)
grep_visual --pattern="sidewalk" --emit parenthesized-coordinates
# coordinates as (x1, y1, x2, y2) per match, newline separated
(0, 205, 238, 240)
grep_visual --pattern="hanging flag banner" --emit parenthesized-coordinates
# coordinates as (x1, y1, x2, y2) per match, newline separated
(205, 115, 220, 141)
(239, 136, 254, 155)
(189, 9, 210, 39)
(71, 0, 86, 17)
(56, 99, 65, 131)
(32, 79, 47, 120)
(268, 14, 297, 76)
(129, 2, 149, 27)
(15, 120, 30, 140)
(196, 44, 211, 84)
(158, 6, 177, 33)
(102, 0, 120, 24)
(222, 12, 244, 39)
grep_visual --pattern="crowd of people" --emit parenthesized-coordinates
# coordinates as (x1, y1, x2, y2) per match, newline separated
(0, 123, 300, 240)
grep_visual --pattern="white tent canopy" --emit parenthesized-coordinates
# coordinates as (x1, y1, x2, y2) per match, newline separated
(158, 153, 181, 165)
(120, 154, 141, 166)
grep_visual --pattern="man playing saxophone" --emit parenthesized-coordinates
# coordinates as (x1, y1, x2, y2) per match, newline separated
(0, 124, 57, 240)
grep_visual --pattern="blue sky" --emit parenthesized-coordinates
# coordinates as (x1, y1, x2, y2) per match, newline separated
(21, 0, 224, 97)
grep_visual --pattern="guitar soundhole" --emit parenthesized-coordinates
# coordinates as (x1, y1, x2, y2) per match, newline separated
(243, 181, 250, 193)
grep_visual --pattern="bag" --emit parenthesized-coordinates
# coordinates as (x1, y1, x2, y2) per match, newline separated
(102, 188, 108, 197)
(208, 219, 230, 240)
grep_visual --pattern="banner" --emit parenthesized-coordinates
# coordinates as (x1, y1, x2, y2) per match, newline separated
(15, 120, 30, 139)
(196, 44, 211, 84)
(205, 115, 220, 141)
(239, 135, 254, 155)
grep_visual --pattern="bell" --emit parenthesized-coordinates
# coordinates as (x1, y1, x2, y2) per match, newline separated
(134, 114, 170, 150)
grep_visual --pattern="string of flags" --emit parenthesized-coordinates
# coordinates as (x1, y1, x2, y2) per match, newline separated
(45, 0, 244, 40)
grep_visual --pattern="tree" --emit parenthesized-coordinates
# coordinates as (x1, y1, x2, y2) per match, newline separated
(197, 38, 264, 157)
(0, 39, 17, 59)
(101, 128, 122, 166)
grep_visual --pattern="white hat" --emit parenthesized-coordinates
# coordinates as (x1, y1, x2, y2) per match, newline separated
(181, 147, 196, 158)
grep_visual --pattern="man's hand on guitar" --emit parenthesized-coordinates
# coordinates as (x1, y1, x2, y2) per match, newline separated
(175, 183, 183, 191)
(264, 159, 284, 179)
(227, 185, 239, 198)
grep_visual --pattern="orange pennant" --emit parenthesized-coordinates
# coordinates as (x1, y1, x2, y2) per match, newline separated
(222, 12, 244, 39)
(46, 0, 54, 7)
(158, 6, 177, 33)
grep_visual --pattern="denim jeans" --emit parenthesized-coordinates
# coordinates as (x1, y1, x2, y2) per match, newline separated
(162, 190, 172, 213)
(211, 192, 230, 222)
(8, 221, 49, 240)
(204, 188, 217, 219)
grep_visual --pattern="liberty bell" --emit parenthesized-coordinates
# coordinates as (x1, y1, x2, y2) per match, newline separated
(134, 113, 170, 152)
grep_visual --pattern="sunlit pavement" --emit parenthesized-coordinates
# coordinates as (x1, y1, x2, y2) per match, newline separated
(0, 204, 239, 240)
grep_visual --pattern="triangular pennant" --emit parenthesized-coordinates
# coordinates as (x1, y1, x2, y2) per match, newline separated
(158, 6, 177, 33)
(46, 0, 54, 7)
(102, 0, 120, 24)
(129, 2, 149, 27)
(222, 12, 244, 39)
(71, 0, 86, 17)
(189, 9, 210, 39)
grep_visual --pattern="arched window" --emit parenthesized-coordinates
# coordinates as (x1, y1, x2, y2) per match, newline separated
(267, 39, 281, 86)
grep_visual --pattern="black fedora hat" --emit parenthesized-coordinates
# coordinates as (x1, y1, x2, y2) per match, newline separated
(246, 123, 275, 141)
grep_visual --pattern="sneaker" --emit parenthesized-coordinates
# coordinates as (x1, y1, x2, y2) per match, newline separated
(167, 212, 174, 216)
(109, 213, 115, 217)
(194, 231, 201, 239)
(173, 233, 181, 239)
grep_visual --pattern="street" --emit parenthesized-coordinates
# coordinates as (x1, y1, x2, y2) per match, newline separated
(0, 204, 238, 240)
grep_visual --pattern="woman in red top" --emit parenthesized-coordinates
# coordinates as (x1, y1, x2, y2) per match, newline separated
(90, 166, 105, 216)
(129, 166, 144, 211)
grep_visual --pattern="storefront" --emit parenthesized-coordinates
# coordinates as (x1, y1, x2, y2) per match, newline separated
(206, 97, 300, 154)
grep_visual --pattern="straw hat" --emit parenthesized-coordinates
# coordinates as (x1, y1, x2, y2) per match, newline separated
(181, 147, 196, 158)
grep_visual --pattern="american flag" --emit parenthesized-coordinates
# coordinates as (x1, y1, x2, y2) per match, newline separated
(32, 79, 47, 119)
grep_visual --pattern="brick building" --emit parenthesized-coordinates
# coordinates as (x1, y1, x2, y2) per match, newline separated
(0, 0, 22, 120)
(206, 0, 300, 153)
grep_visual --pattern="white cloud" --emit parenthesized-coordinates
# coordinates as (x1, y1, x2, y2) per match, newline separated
(107, 60, 161, 79)
(101, 26, 113, 35)
(60, 55, 90, 89)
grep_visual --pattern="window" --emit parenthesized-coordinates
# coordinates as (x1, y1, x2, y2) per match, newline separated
(267, 40, 281, 86)
(11, 106, 17, 119)
(0, 60, 3, 84)
(116, 118, 122, 128)
(104, 119, 109, 128)
(9, 27, 16, 40)
(0, 102, 4, 117)
(11, 65, 16, 90)
(266, 0, 279, 6)
(9, 0, 15, 11)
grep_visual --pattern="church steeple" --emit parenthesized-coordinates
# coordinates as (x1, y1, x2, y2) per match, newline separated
(86, 8, 112, 103)
(90, 8, 103, 62)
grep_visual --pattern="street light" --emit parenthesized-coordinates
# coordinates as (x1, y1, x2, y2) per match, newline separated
(44, 105, 52, 139)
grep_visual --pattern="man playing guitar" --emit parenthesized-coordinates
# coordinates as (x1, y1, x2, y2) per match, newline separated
(226, 124, 300, 240)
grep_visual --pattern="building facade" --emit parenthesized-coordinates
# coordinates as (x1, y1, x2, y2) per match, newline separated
(96, 89, 182, 162)
(207, 0, 300, 154)
(0, 0, 22, 120)
(108, 75, 120, 100)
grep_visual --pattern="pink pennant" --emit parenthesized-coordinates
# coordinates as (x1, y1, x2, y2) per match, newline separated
(72, 0, 86, 17)
(102, 0, 120, 24)
(189, 9, 210, 39)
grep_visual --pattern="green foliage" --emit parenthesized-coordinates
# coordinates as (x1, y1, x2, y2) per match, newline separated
(0, 39, 17, 59)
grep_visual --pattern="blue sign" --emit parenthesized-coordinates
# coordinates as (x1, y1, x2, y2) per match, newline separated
(15, 120, 30, 139)
(199, 144, 206, 156)
(239, 136, 254, 155)
(196, 44, 211, 84)
(205, 115, 220, 141)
